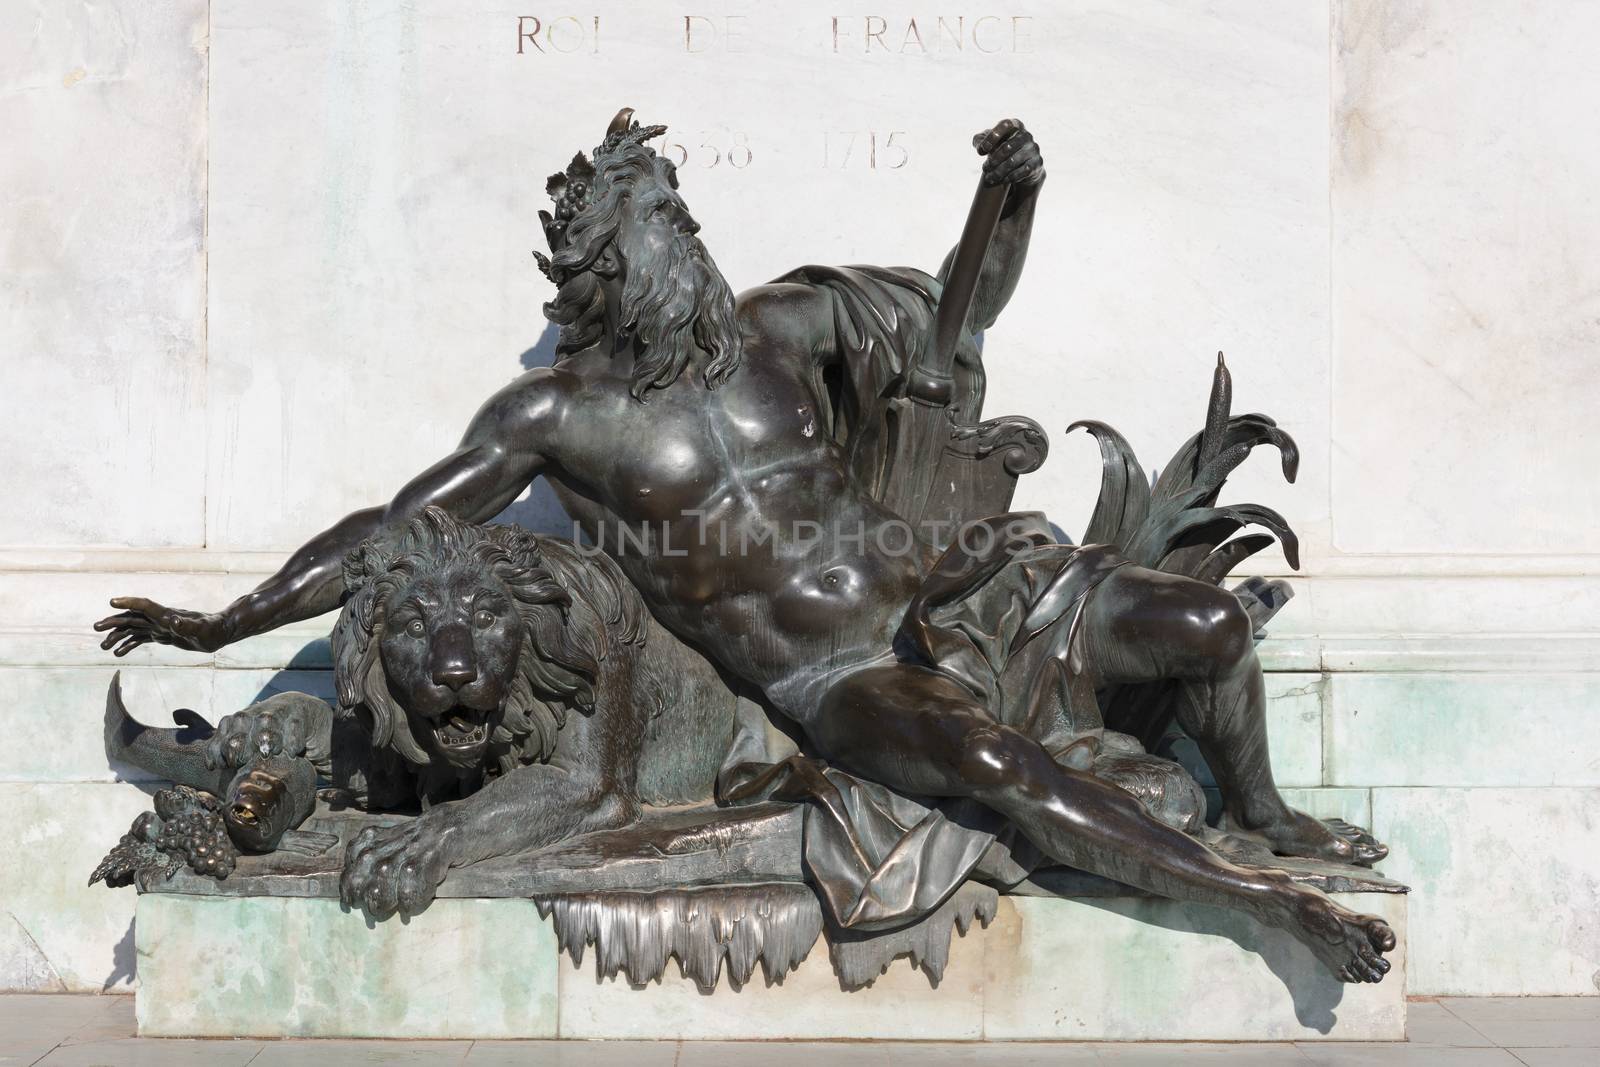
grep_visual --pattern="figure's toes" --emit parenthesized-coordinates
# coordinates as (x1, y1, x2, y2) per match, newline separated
(1358, 945, 1391, 977)
(1365, 917, 1397, 953)
(1330, 818, 1380, 846)
(1352, 840, 1389, 865)
(1342, 958, 1377, 983)
(1323, 834, 1357, 863)
(1325, 819, 1390, 866)
(1291, 893, 1397, 983)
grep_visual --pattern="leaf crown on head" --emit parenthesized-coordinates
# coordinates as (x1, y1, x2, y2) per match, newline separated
(534, 107, 667, 281)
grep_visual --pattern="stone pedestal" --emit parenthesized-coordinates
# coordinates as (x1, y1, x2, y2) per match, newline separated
(135, 890, 1406, 1041)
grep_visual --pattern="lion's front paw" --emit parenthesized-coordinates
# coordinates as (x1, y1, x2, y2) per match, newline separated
(206, 694, 330, 771)
(339, 819, 455, 920)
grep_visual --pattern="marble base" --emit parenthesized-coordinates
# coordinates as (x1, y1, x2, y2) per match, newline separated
(135, 891, 1406, 1041)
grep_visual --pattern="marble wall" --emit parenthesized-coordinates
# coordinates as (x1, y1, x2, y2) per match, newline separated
(2, 1, 1596, 998)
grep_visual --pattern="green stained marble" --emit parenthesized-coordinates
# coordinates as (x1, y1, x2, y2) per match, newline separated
(1281, 787, 1373, 827)
(135, 891, 1407, 1041)
(1372, 787, 1600, 996)
(1328, 673, 1600, 787)
(1265, 673, 1327, 787)
(136, 895, 558, 1038)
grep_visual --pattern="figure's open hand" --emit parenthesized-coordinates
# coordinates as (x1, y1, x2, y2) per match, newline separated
(93, 597, 226, 656)
(974, 118, 1044, 188)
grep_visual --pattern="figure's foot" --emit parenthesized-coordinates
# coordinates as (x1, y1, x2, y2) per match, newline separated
(1249, 809, 1389, 867)
(1281, 885, 1396, 983)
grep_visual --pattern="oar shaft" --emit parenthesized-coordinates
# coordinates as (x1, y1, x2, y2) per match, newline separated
(906, 181, 1008, 407)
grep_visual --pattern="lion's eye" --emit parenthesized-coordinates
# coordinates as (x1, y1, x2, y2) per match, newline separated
(405, 619, 425, 639)
(474, 609, 496, 630)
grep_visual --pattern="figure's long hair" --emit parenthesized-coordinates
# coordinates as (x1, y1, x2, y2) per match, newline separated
(331, 508, 648, 773)
(544, 141, 742, 398)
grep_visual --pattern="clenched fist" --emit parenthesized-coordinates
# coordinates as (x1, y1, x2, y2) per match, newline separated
(973, 118, 1044, 189)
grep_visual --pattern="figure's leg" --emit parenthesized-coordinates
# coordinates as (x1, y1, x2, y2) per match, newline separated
(810, 663, 1394, 982)
(1079, 565, 1386, 865)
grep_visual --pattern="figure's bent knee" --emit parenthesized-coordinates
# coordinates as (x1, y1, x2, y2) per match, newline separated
(1107, 569, 1257, 674)
(956, 724, 1045, 791)
(1202, 588, 1257, 669)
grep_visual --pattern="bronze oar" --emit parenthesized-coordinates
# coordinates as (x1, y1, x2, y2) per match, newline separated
(889, 179, 1009, 520)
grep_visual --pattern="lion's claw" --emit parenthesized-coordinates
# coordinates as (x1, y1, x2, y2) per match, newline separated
(340, 819, 454, 920)
(205, 694, 327, 771)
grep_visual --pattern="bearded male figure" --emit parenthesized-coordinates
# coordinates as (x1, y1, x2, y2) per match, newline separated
(97, 110, 1395, 982)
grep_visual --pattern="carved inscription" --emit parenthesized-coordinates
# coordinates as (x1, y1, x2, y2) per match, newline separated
(661, 131, 754, 169)
(517, 15, 601, 54)
(823, 131, 908, 170)
(509, 13, 1040, 174)
(515, 14, 1035, 57)
(830, 15, 1033, 54)
(683, 15, 748, 53)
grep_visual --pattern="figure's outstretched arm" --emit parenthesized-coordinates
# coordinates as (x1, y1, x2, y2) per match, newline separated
(938, 118, 1045, 334)
(94, 369, 564, 655)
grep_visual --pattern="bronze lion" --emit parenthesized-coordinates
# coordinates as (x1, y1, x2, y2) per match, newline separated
(103, 507, 746, 916)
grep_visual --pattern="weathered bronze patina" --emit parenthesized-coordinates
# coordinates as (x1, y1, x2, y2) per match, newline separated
(93, 109, 1399, 988)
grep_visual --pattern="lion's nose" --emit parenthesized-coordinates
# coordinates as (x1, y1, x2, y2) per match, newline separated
(430, 625, 478, 691)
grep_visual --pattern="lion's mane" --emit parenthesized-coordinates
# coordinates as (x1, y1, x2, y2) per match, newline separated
(331, 507, 647, 775)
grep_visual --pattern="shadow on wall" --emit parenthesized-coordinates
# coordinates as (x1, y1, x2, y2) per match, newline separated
(102, 921, 135, 992)
(1075, 896, 1349, 1033)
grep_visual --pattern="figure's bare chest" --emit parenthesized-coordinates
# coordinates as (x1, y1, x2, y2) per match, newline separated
(550, 357, 831, 523)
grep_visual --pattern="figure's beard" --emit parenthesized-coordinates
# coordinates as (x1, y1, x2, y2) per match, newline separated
(618, 235, 742, 397)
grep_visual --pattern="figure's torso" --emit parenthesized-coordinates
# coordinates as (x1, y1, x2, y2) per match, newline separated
(536, 297, 930, 719)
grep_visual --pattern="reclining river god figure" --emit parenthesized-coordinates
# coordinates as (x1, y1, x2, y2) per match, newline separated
(94, 108, 1396, 984)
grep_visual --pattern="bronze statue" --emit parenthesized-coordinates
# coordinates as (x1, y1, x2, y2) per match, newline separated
(94, 109, 1396, 984)
(101, 507, 755, 917)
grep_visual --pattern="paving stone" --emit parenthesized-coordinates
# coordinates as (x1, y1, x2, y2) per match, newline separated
(1505, 1050, 1600, 1067)
(247, 1039, 472, 1066)
(1462, 1021, 1600, 1049)
(1440, 998, 1600, 1022)
(678, 1044, 1103, 1065)
(1295, 1044, 1521, 1066)
(35, 1037, 265, 1066)
(1406, 999, 1493, 1046)
(466, 1041, 679, 1066)
(1091, 1043, 1311, 1063)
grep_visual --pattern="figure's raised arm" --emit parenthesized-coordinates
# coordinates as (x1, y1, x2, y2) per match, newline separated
(938, 118, 1044, 334)
(93, 369, 566, 656)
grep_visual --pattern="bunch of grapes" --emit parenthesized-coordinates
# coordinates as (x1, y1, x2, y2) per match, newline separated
(158, 809, 237, 879)
(150, 787, 239, 880)
(552, 178, 589, 222)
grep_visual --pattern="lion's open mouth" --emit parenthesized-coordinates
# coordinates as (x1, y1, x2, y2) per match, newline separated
(434, 706, 493, 750)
